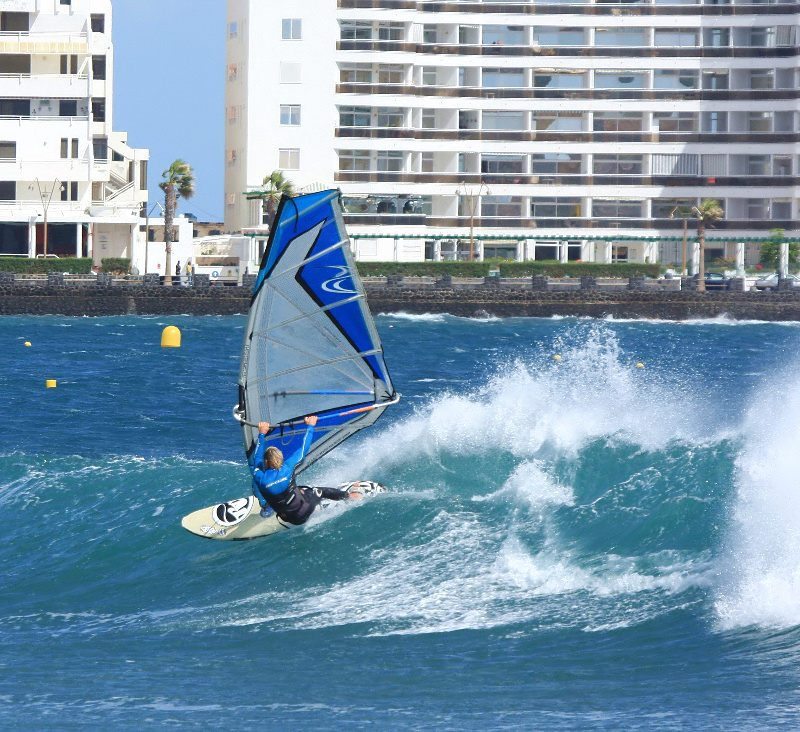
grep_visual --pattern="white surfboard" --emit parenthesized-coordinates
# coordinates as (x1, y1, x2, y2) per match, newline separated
(181, 481, 385, 540)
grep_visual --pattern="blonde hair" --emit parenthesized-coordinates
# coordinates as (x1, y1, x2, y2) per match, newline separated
(264, 446, 284, 470)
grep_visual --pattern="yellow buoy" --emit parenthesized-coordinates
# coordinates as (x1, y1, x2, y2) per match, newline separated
(553, 354, 562, 361)
(635, 362, 645, 369)
(161, 326, 182, 348)
(46, 379, 57, 388)
(24, 341, 31, 347)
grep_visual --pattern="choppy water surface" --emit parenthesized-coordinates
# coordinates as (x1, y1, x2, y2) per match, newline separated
(2, 313, 800, 729)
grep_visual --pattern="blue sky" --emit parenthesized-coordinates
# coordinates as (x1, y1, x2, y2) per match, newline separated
(113, 1, 226, 221)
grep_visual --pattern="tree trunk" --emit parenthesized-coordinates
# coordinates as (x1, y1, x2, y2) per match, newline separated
(163, 184, 175, 287)
(697, 221, 706, 292)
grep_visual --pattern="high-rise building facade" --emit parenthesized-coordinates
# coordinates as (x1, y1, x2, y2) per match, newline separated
(0, 0, 148, 260)
(225, 0, 799, 264)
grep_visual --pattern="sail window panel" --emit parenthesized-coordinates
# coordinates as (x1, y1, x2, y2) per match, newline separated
(482, 25, 527, 46)
(482, 110, 526, 131)
(535, 110, 584, 132)
(594, 28, 647, 47)
(535, 27, 585, 47)
(654, 70, 698, 90)
(594, 71, 646, 89)
(481, 154, 525, 175)
(593, 112, 643, 132)
(593, 154, 643, 175)
(339, 106, 371, 127)
(654, 29, 699, 47)
(0, 141, 16, 159)
(534, 72, 584, 89)
(483, 68, 525, 88)
(338, 149, 371, 171)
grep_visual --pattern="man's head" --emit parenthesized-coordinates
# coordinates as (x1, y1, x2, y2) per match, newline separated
(264, 446, 284, 470)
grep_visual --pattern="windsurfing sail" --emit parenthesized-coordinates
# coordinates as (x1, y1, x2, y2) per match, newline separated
(234, 189, 398, 476)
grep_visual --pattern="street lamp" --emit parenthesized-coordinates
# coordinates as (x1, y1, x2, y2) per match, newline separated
(456, 181, 489, 261)
(35, 178, 62, 257)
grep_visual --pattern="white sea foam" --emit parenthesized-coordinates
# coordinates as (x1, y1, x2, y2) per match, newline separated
(715, 367, 800, 630)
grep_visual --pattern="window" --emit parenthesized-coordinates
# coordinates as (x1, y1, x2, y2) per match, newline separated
(280, 104, 301, 125)
(338, 149, 370, 171)
(0, 181, 15, 200)
(59, 0, 71, 5)
(594, 28, 647, 46)
(480, 196, 523, 217)
(340, 21, 372, 41)
(60, 138, 78, 158)
(60, 55, 77, 74)
(282, 18, 301, 40)
(228, 21, 238, 39)
(376, 108, 404, 127)
(593, 111, 642, 132)
(534, 72, 584, 89)
(60, 182, 78, 201)
(483, 111, 525, 131)
(340, 65, 371, 84)
(483, 68, 525, 88)
(93, 137, 107, 161)
(592, 199, 642, 218)
(279, 148, 299, 169)
(0, 55, 30, 74)
(0, 141, 15, 159)
(749, 112, 772, 132)
(653, 112, 697, 132)
(1, 13, 29, 32)
(594, 71, 645, 89)
(279, 63, 301, 84)
(377, 150, 403, 172)
(59, 99, 77, 116)
(90, 14, 104, 33)
(481, 154, 525, 174)
(91, 97, 105, 122)
(227, 64, 238, 81)
(593, 154, 642, 175)
(535, 110, 584, 132)
(339, 107, 370, 127)
(532, 153, 581, 176)
(654, 69, 698, 89)
(377, 22, 404, 41)
(377, 65, 404, 84)
(531, 197, 581, 218)
(92, 56, 106, 80)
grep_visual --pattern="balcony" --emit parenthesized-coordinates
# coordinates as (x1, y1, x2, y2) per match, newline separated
(0, 31, 88, 55)
(0, 73, 89, 98)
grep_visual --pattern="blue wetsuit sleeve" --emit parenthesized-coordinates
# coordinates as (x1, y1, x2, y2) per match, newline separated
(284, 424, 314, 473)
(251, 433, 268, 505)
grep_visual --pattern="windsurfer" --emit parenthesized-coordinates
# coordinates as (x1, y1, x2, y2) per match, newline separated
(251, 416, 361, 524)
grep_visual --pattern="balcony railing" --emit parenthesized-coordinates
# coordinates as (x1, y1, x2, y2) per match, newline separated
(335, 127, 800, 145)
(335, 83, 799, 101)
(334, 171, 800, 187)
(337, 39, 798, 59)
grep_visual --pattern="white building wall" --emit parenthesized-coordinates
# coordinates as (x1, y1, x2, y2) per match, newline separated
(0, 0, 148, 262)
(225, 0, 800, 263)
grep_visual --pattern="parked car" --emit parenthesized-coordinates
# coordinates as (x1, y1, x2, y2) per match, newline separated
(703, 272, 729, 290)
(754, 273, 800, 292)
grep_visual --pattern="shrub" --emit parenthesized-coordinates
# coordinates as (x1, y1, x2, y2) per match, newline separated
(100, 258, 131, 275)
(0, 257, 93, 274)
(355, 260, 661, 279)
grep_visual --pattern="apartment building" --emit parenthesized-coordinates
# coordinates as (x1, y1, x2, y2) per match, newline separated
(0, 0, 148, 261)
(225, 0, 799, 265)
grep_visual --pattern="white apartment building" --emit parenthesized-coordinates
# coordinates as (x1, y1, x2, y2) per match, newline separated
(225, 0, 799, 266)
(0, 0, 147, 262)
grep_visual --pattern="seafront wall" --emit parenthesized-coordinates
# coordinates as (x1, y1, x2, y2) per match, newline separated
(2, 274, 800, 320)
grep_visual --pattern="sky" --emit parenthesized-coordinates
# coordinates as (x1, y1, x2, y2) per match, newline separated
(112, 0, 226, 222)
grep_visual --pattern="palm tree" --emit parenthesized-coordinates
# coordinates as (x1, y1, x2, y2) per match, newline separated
(159, 159, 194, 286)
(692, 199, 724, 292)
(251, 170, 295, 229)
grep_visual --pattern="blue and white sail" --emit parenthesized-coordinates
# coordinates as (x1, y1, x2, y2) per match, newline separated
(234, 189, 398, 474)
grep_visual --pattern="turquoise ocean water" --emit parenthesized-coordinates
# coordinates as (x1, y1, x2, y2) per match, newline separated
(2, 312, 800, 729)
